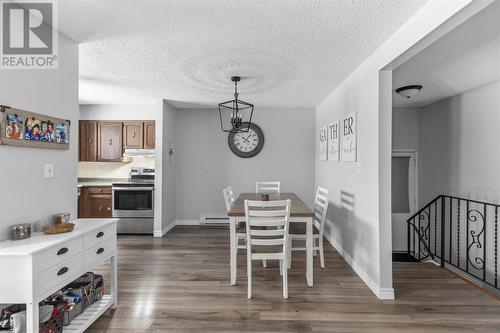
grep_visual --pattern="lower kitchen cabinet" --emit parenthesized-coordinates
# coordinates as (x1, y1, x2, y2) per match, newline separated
(79, 186, 113, 218)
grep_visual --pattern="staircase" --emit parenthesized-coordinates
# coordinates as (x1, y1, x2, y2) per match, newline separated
(407, 195, 499, 293)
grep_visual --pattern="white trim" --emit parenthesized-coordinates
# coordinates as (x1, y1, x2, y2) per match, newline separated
(323, 230, 395, 300)
(175, 219, 201, 226)
(153, 221, 177, 237)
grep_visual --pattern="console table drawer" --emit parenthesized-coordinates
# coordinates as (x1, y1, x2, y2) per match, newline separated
(84, 223, 114, 249)
(35, 238, 83, 273)
(84, 239, 115, 267)
(38, 254, 83, 295)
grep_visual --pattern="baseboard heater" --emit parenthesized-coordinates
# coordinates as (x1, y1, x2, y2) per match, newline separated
(200, 215, 230, 227)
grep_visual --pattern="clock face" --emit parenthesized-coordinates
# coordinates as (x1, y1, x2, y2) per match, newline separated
(228, 123, 264, 158)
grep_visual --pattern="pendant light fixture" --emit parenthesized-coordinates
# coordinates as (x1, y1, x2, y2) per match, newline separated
(395, 85, 423, 99)
(218, 76, 254, 133)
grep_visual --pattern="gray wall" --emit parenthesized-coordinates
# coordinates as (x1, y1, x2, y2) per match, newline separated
(419, 80, 500, 205)
(392, 107, 419, 151)
(0, 34, 79, 241)
(80, 104, 156, 120)
(175, 108, 315, 220)
(161, 101, 177, 229)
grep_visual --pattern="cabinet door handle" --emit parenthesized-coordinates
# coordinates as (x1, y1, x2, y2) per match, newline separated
(96, 231, 104, 238)
(99, 206, 102, 212)
(132, 131, 136, 138)
(88, 139, 92, 144)
(108, 139, 112, 146)
(57, 247, 68, 256)
(107, 207, 111, 211)
(97, 247, 104, 254)
(57, 267, 69, 276)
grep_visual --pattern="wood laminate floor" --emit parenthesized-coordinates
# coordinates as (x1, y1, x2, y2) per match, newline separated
(88, 226, 500, 333)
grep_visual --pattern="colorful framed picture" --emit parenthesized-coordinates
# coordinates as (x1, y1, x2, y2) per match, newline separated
(0, 107, 70, 150)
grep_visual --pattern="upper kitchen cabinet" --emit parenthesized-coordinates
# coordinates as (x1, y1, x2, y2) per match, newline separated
(144, 121, 155, 149)
(79, 121, 97, 161)
(97, 122, 123, 161)
(123, 121, 144, 149)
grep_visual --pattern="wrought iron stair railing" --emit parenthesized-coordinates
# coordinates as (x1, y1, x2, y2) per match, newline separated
(407, 195, 499, 291)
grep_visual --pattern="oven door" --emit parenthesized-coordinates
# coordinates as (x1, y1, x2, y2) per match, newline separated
(112, 187, 154, 218)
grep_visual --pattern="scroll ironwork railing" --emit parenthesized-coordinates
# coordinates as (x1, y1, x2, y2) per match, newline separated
(407, 195, 499, 291)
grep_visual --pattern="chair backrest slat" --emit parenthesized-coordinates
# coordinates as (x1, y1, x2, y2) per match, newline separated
(222, 186, 235, 213)
(315, 186, 330, 233)
(245, 199, 291, 258)
(256, 181, 280, 194)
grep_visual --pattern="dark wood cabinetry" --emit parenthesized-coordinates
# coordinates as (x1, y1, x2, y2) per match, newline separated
(144, 121, 155, 149)
(79, 121, 97, 161)
(97, 122, 123, 161)
(79, 120, 155, 162)
(79, 186, 112, 218)
(123, 122, 144, 149)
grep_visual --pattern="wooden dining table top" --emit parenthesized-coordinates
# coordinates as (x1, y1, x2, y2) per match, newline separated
(228, 192, 314, 217)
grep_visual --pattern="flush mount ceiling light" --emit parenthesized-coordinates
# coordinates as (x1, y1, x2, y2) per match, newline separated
(395, 85, 423, 99)
(218, 76, 254, 133)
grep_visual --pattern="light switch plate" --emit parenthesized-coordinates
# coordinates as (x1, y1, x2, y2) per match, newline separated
(44, 163, 54, 178)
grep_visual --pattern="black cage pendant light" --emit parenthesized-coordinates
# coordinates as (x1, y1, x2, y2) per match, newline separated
(218, 76, 254, 133)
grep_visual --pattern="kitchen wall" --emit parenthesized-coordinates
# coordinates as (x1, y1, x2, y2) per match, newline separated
(154, 100, 177, 236)
(419, 80, 500, 205)
(0, 34, 79, 241)
(175, 108, 315, 220)
(78, 104, 157, 179)
(315, 0, 480, 299)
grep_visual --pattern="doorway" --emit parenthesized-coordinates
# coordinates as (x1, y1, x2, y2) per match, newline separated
(391, 150, 418, 254)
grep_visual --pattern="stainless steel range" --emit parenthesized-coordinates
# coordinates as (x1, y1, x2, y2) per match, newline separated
(112, 167, 155, 234)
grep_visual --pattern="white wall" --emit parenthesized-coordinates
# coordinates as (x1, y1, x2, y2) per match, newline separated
(0, 34, 79, 241)
(175, 108, 315, 220)
(392, 107, 419, 151)
(315, 0, 484, 299)
(419, 80, 500, 205)
(79, 104, 156, 120)
(154, 100, 177, 236)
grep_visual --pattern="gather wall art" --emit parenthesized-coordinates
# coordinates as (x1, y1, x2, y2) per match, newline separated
(319, 126, 327, 161)
(318, 112, 357, 162)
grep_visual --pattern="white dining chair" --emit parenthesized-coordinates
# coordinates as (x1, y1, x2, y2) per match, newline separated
(256, 181, 280, 194)
(288, 187, 329, 268)
(223, 187, 246, 253)
(255, 181, 280, 268)
(245, 199, 291, 299)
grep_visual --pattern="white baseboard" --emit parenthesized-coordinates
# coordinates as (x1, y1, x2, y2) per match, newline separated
(323, 230, 395, 300)
(153, 221, 177, 237)
(175, 219, 201, 226)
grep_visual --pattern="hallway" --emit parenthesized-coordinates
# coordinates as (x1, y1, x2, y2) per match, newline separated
(88, 226, 500, 332)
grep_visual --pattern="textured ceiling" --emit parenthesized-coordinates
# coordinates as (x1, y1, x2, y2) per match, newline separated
(393, 0, 500, 108)
(58, 0, 427, 107)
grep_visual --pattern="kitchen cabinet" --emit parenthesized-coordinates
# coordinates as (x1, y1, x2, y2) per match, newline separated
(123, 121, 144, 149)
(97, 122, 123, 161)
(79, 186, 113, 218)
(144, 121, 155, 149)
(79, 121, 97, 161)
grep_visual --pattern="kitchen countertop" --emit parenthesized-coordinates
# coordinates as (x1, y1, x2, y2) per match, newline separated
(77, 178, 128, 187)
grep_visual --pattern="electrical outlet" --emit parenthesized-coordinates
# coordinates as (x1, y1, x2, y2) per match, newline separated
(204, 167, 211, 175)
(44, 163, 54, 178)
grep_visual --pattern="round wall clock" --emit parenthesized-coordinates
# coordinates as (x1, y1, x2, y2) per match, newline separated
(227, 122, 264, 158)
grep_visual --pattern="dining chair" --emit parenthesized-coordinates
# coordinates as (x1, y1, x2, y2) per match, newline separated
(223, 187, 246, 253)
(255, 181, 280, 268)
(288, 187, 329, 268)
(245, 199, 291, 299)
(255, 181, 280, 194)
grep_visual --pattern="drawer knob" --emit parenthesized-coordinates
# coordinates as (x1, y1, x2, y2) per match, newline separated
(57, 267, 69, 276)
(96, 231, 104, 238)
(97, 247, 104, 254)
(57, 247, 68, 256)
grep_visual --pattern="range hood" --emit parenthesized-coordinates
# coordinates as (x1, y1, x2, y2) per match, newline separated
(123, 149, 155, 158)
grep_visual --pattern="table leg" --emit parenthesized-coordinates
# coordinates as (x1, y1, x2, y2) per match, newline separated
(306, 217, 313, 287)
(26, 296, 39, 333)
(230, 216, 237, 285)
(111, 254, 118, 309)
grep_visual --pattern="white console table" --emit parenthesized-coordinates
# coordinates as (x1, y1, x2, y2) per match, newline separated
(0, 219, 118, 333)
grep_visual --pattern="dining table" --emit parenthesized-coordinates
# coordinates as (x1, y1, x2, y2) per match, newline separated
(227, 192, 315, 287)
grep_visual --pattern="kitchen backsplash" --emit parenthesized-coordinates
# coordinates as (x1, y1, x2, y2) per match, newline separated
(78, 157, 155, 178)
